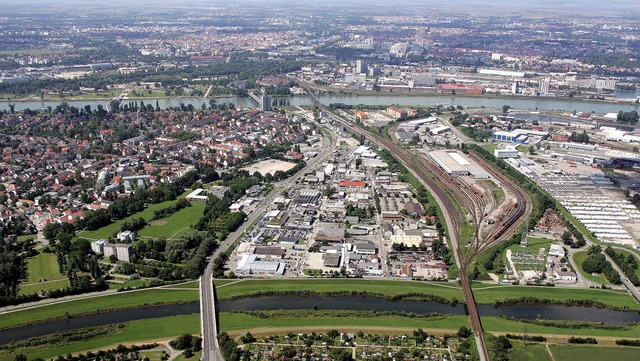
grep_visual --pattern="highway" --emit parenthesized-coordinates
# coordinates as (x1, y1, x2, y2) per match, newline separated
(200, 122, 335, 360)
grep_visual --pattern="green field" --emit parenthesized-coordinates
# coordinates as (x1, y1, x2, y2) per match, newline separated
(19, 279, 69, 296)
(483, 316, 640, 338)
(215, 279, 465, 301)
(169, 280, 200, 289)
(573, 251, 611, 285)
(480, 143, 500, 153)
(77, 191, 194, 240)
(0, 288, 198, 330)
(25, 253, 65, 283)
(138, 202, 205, 239)
(473, 284, 637, 310)
(17, 234, 37, 242)
(214, 279, 638, 310)
(213, 279, 243, 287)
(219, 312, 469, 334)
(107, 278, 151, 290)
(507, 343, 553, 361)
(0, 314, 200, 361)
(550, 345, 640, 361)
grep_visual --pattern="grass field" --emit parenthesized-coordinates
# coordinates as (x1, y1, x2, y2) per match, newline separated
(139, 350, 169, 361)
(169, 280, 200, 289)
(213, 279, 243, 287)
(25, 253, 65, 283)
(472, 284, 637, 309)
(549, 345, 640, 361)
(138, 202, 205, 239)
(480, 143, 499, 153)
(483, 316, 640, 338)
(214, 278, 638, 310)
(219, 312, 469, 335)
(214, 279, 465, 301)
(507, 342, 553, 361)
(0, 314, 200, 361)
(17, 234, 37, 242)
(0, 288, 199, 330)
(19, 279, 69, 296)
(573, 251, 610, 285)
(77, 191, 193, 240)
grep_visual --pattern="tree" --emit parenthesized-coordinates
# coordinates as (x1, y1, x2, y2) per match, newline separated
(170, 334, 194, 350)
(471, 264, 480, 279)
(502, 105, 511, 114)
(528, 146, 535, 155)
(457, 326, 472, 338)
(323, 186, 336, 198)
(330, 348, 354, 361)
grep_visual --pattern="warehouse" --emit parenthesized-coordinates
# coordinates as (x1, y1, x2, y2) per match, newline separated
(494, 148, 519, 158)
(431, 125, 450, 134)
(429, 150, 490, 179)
(492, 129, 547, 144)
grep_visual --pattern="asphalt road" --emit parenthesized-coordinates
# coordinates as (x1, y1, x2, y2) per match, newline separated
(200, 124, 335, 360)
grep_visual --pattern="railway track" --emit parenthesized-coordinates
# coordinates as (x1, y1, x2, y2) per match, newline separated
(468, 153, 530, 258)
(329, 116, 490, 361)
(308, 86, 510, 360)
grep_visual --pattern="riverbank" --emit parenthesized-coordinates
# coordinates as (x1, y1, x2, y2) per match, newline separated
(1, 278, 637, 332)
(3, 92, 640, 114)
(0, 287, 199, 331)
(3, 311, 640, 361)
(214, 279, 640, 311)
(2, 89, 637, 106)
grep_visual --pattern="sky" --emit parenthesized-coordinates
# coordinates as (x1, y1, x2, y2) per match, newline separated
(1, 0, 639, 16)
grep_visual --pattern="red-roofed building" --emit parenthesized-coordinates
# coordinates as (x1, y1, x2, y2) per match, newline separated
(339, 180, 367, 188)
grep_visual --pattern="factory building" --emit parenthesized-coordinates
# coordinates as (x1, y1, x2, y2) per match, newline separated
(429, 150, 490, 179)
(494, 148, 519, 158)
(492, 129, 547, 144)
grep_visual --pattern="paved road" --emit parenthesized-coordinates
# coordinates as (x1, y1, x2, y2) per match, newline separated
(200, 124, 335, 360)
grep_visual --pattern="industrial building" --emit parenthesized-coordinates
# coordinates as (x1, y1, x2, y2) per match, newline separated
(236, 254, 285, 275)
(494, 148, 519, 158)
(492, 129, 547, 144)
(429, 150, 490, 178)
(397, 117, 437, 131)
(396, 130, 416, 142)
(431, 125, 450, 134)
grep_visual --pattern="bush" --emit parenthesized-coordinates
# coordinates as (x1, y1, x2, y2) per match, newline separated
(616, 339, 640, 347)
(170, 334, 194, 350)
(457, 326, 472, 339)
(568, 336, 597, 344)
(505, 334, 547, 342)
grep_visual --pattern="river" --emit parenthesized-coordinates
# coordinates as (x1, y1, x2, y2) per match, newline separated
(1, 296, 638, 345)
(2, 94, 640, 114)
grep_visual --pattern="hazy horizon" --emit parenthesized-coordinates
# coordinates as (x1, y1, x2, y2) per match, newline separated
(1, 0, 639, 16)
